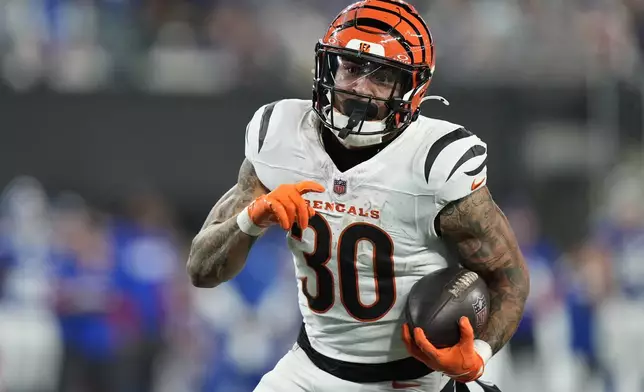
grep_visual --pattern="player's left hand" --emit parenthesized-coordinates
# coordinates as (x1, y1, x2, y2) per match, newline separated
(402, 317, 488, 383)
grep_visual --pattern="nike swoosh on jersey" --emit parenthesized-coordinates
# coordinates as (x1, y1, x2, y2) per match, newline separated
(471, 177, 486, 191)
(392, 380, 422, 389)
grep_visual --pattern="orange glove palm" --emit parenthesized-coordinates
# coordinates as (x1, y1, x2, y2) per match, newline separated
(245, 181, 325, 231)
(402, 317, 490, 383)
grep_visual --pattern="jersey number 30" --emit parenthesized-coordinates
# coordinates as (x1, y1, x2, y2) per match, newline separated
(291, 213, 396, 322)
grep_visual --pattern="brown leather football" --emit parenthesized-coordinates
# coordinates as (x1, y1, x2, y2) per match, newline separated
(404, 268, 490, 348)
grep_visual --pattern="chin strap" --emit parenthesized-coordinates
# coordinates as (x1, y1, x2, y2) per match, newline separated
(338, 99, 379, 139)
(323, 95, 450, 147)
(339, 107, 368, 139)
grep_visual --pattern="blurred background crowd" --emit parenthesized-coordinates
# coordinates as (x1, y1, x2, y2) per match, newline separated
(1, 0, 644, 392)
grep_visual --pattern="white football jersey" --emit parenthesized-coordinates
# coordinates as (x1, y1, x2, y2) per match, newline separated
(244, 99, 488, 364)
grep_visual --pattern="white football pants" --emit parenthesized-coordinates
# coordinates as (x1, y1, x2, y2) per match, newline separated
(254, 343, 449, 392)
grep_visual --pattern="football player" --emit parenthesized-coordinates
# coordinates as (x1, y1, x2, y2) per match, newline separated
(187, 1, 530, 391)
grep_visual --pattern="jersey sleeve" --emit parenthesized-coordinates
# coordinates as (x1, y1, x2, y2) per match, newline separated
(244, 101, 278, 166)
(424, 126, 489, 215)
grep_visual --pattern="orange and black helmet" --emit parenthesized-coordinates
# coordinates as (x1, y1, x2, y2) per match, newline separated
(313, 0, 435, 143)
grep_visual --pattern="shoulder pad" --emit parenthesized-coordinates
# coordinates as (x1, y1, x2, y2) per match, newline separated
(245, 100, 279, 162)
(244, 99, 313, 163)
(423, 127, 488, 209)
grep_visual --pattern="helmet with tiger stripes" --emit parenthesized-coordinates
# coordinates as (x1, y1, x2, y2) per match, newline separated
(313, 0, 435, 148)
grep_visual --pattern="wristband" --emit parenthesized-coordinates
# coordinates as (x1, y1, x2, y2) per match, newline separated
(236, 208, 266, 237)
(473, 339, 493, 365)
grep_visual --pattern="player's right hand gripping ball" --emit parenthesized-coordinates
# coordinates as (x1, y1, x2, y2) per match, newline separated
(402, 268, 492, 383)
(243, 181, 325, 232)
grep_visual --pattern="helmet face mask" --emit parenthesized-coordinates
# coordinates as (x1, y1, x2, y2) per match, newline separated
(314, 46, 431, 145)
(312, 0, 435, 148)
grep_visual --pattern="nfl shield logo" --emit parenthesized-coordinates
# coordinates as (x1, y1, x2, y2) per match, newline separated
(472, 295, 488, 330)
(333, 179, 347, 195)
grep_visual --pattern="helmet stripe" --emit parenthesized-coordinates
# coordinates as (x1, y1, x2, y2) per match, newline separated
(372, 0, 432, 43)
(368, 0, 433, 65)
(374, 0, 416, 15)
(334, 17, 415, 62)
(361, 4, 425, 62)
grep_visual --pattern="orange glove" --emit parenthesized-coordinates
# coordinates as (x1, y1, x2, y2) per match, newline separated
(402, 317, 492, 383)
(237, 181, 325, 235)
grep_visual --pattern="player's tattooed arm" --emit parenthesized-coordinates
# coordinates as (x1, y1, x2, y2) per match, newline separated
(438, 187, 530, 354)
(187, 159, 268, 288)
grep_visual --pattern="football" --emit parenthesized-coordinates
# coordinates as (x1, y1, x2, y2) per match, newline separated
(404, 268, 490, 348)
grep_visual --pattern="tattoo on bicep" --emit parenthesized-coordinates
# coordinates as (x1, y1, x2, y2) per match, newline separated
(188, 160, 264, 284)
(438, 187, 530, 352)
(200, 159, 265, 230)
(439, 188, 510, 268)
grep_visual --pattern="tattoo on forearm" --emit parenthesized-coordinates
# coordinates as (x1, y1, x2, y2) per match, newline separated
(187, 159, 263, 286)
(439, 187, 530, 353)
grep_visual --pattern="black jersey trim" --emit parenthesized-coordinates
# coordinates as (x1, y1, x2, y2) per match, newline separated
(465, 156, 488, 177)
(258, 101, 278, 153)
(424, 127, 472, 183)
(296, 324, 431, 383)
(446, 145, 486, 180)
